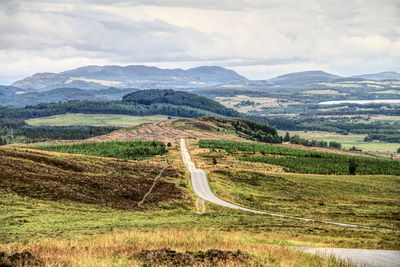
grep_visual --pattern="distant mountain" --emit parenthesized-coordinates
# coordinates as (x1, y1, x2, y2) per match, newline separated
(270, 71, 341, 85)
(11, 65, 247, 92)
(352, 71, 400, 81)
(219, 70, 341, 90)
(0, 87, 138, 106)
(218, 70, 400, 92)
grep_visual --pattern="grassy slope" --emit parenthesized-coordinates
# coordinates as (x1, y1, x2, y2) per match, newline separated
(0, 145, 353, 266)
(2, 123, 400, 265)
(188, 139, 400, 246)
(26, 113, 169, 127)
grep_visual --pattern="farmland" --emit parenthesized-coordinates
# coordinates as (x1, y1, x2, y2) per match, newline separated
(277, 130, 400, 153)
(26, 113, 169, 127)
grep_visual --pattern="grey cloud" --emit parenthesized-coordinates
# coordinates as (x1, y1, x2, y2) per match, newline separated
(0, 0, 399, 82)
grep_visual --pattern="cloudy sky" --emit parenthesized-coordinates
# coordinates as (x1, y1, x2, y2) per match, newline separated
(0, 0, 399, 84)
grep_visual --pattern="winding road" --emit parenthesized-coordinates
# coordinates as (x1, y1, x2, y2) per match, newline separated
(180, 138, 400, 266)
(180, 138, 400, 267)
(180, 138, 387, 230)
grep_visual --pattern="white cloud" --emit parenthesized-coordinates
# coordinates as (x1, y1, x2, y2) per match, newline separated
(0, 0, 399, 83)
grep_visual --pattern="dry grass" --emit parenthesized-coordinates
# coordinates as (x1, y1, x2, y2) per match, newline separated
(0, 230, 351, 266)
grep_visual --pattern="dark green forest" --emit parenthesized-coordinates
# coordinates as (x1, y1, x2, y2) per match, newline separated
(199, 140, 400, 175)
(32, 140, 167, 160)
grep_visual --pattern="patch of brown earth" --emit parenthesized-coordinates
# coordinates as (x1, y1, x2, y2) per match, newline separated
(135, 248, 250, 266)
(0, 251, 41, 267)
(182, 120, 217, 131)
(0, 149, 183, 210)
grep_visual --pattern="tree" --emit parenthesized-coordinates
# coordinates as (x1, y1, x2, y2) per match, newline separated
(283, 132, 290, 142)
(348, 158, 357, 175)
(329, 141, 342, 149)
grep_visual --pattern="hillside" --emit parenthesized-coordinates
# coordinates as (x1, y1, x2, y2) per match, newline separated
(218, 70, 400, 92)
(269, 70, 341, 86)
(0, 87, 138, 106)
(0, 146, 182, 211)
(353, 71, 400, 81)
(122, 89, 239, 117)
(1, 117, 399, 266)
(11, 65, 247, 91)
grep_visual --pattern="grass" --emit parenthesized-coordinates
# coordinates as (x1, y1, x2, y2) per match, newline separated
(188, 139, 400, 240)
(319, 82, 362, 88)
(207, 170, 400, 229)
(26, 113, 169, 127)
(1, 139, 399, 266)
(0, 194, 353, 266)
(278, 130, 400, 153)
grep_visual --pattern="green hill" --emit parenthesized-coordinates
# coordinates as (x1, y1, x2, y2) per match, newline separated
(122, 89, 239, 117)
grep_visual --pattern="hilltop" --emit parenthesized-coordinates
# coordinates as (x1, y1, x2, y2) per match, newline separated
(218, 70, 400, 92)
(11, 65, 247, 91)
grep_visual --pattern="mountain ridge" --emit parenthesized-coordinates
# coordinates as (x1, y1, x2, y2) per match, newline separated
(12, 65, 247, 92)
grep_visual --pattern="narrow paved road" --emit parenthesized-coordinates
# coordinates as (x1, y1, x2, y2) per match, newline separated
(180, 138, 388, 230)
(180, 138, 399, 267)
(292, 247, 400, 267)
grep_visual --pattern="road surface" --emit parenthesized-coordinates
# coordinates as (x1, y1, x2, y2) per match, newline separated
(180, 138, 388, 230)
(292, 247, 400, 267)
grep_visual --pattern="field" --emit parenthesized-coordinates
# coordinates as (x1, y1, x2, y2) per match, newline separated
(301, 89, 345, 95)
(368, 115, 400, 123)
(373, 89, 400, 94)
(26, 113, 169, 127)
(214, 95, 294, 113)
(278, 130, 400, 153)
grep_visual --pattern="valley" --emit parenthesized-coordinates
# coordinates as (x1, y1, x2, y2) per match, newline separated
(1, 116, 399, 266)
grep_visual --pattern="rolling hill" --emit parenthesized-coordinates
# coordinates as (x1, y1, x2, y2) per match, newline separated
(11, 65, 247, 91)
(352, 71, 400, 81)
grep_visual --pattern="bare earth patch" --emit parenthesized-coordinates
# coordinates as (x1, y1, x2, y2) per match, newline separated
(135, 248, 250, 266)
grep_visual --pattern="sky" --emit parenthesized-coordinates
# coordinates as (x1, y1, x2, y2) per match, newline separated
(0, 0, 399, 84)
